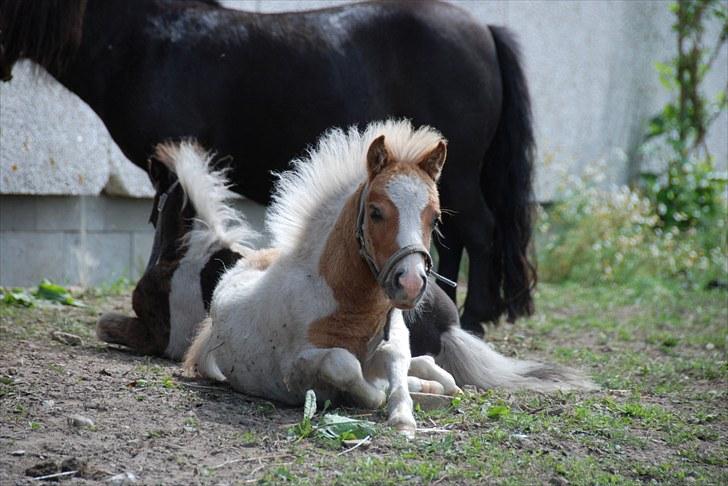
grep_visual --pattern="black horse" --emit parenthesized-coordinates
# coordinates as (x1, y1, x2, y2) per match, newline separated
(0, 0, 536, 333)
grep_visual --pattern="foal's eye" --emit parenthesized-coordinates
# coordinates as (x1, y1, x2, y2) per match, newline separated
(370, 206, 383, 222)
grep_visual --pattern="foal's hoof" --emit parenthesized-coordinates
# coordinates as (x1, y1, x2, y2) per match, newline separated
(96, 313, 134, 344)
(387, 414, 416, 439)
(389, 419, 416, 439)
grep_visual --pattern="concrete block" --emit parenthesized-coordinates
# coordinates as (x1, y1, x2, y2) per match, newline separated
(0, 232, 68, 286)
(102, 197, 155, 231)
(34, 196, 105, 232)
(0, 196, 36, 231)
(64, 232, 133, 286)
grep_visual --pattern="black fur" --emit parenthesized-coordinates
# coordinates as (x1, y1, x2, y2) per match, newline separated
(404, 280, 460, 357)
(1, 0, 536, 327)
(200, 248, 242, 311)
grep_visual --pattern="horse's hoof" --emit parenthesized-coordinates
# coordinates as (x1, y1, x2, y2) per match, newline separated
(389, 419, 416, 439)
(459, 312, 485, 337)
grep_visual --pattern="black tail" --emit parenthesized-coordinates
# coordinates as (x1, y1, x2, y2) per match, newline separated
(482, 26, 536, 323)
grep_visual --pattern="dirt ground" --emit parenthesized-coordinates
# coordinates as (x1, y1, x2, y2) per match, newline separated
(1, 284, 726, 485)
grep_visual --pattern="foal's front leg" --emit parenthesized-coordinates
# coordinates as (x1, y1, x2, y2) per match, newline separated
(364, 310, 416, 437)
(290, 347, 385, 410)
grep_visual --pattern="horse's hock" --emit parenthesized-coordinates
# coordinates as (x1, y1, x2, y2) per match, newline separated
(1, 0, 726, 287)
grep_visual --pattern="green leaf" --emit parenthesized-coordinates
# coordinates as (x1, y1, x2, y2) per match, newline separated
(486, 405, 510, 420)
(34, 279, 85, 307)
(316, 414, 375, 441)
(1, 288, 35, 307)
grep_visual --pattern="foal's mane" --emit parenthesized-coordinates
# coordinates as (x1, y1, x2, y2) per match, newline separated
(266, 119, 444, 253)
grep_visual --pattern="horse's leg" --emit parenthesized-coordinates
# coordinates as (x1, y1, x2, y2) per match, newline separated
(408, 356, 461, 396)
(292, 348, 385, 410)
(363, 312, 416, 437)
(96, 313, 165, 356)
(440, 175, 501, 336)
(433, 221, 464, 302)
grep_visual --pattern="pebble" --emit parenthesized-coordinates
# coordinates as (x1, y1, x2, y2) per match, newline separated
(705, 342, 715, 350)
(67, 414, 95, 428)
(50, 331, 83, 346)
(107, 472, 139, 485)
(10, 450, 26, 456)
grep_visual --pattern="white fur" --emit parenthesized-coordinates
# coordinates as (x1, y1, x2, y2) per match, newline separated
(435, 327, 596, 392)
(386, 174, 429, 248)
(163, 141, 258, 260)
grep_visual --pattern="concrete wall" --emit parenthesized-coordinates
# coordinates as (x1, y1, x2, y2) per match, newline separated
(1, 0, 726, 286)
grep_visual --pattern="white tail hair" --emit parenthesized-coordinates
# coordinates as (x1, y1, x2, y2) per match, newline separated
(436, 328, 596, 392)
(183, 318, 225, 381)
(154, 140, 257, 259)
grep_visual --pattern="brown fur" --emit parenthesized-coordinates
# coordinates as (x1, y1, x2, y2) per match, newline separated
(246, 248, 281, 271)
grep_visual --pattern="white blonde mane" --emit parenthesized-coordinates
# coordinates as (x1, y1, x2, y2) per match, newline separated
(267, 119, 444, 252)
(155, 141, 258, 259)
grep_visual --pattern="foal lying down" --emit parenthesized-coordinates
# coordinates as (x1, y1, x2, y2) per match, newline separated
(98, 121, 593, 435)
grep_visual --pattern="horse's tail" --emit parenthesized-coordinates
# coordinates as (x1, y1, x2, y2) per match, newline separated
(183, 317, 225, 381)
(153, 141, 257, 259)
(436, 327, 596, 392)
(483, 26, 537, 323)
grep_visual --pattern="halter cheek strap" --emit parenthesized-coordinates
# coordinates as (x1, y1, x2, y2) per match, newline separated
(354, 183, 457, 289)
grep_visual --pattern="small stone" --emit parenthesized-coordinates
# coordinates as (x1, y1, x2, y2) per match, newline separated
(42, 399, 55, 409)
(705, 342, 715, 350)
(10, 450, 26, 456)
(68, 414, 95, 428)
(50, 331, 83, 346)
(107, 472, 138, 484)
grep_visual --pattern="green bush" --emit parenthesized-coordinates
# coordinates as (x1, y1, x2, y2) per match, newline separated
(537, 173, 727, 288)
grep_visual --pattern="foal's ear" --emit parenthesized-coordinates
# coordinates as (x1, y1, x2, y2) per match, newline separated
(418, 141, 447, 181)
(367, 135, 392, 178)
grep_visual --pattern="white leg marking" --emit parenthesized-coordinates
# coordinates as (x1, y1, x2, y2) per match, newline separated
(409, 355, 462, 396)
(363, 310, 416, 437)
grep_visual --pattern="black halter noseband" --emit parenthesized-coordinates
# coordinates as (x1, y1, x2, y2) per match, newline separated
(144, 179, 181, 272)
(354, 183, 457, 289)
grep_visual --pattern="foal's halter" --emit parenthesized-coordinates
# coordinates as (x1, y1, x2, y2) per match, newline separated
(354, 183, 457, 289)
(144, 179, 181, 272)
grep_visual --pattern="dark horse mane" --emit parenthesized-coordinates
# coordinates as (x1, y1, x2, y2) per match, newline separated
(0, 0, 86, 80)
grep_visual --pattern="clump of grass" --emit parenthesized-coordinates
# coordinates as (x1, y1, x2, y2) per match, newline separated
(537, 160, 727, 288)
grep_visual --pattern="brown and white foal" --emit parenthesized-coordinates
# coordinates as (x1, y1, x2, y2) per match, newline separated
(184, 121, 456, 435)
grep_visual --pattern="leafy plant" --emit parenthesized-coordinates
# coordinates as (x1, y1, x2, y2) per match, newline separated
(34, 279, 85, 307)
(290, 390, 376, 444)
(642, 0, 727, 228)
(0, 288, 35, 307)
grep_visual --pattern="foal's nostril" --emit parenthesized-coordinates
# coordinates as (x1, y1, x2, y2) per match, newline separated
(394, 269, 405, 288)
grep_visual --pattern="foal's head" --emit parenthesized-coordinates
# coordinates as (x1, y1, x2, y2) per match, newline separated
(359, 135, 447, 309)
(145, 155, 194, 271)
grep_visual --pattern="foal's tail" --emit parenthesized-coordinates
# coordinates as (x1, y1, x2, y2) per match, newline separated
(183, 317, 225, 382)
(153, 141, 257, 259)
(435, 327, 596, 392)
(482, 26, 537, 323)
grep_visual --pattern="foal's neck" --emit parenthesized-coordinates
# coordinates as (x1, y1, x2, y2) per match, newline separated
(319, 184, 388, 307)
(308, 185, 392, 359)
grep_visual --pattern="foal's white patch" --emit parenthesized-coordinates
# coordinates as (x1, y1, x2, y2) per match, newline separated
(385, 174, 429, 248)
